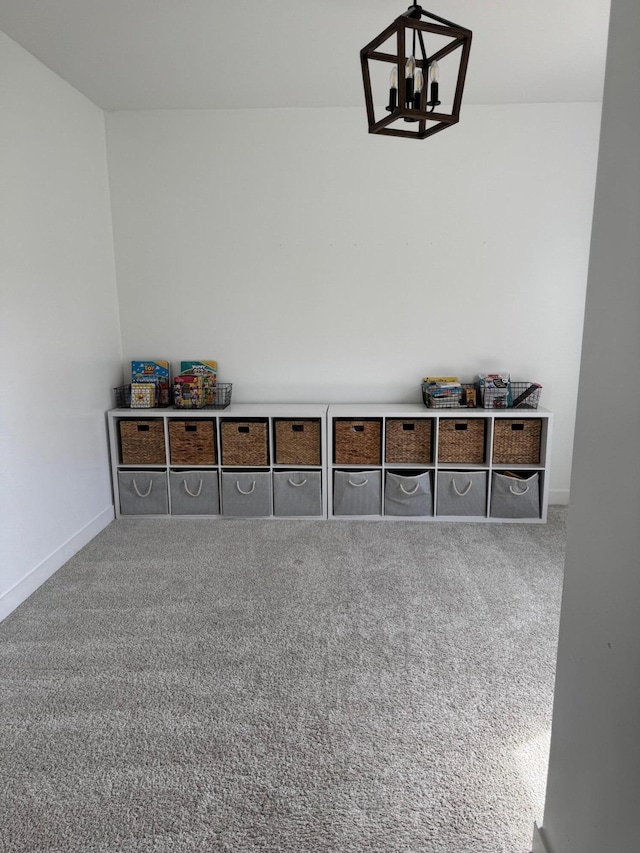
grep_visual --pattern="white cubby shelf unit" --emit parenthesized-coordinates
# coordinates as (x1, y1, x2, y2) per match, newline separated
(327, 403, 553, 523)
(107, 404, 328, 519)
(107, 402, 553, 523)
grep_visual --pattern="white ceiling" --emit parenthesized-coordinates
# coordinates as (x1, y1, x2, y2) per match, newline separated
(0, 0, 611, 111)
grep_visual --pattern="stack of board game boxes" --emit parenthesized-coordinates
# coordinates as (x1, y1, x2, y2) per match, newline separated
(129, 360, 218, 409)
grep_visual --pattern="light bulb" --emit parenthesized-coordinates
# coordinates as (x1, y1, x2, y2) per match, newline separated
(414, 67, 424, 93)
(386, 65, 398, 111)
(405, 55, 416, 78)
(430, 60, 439, 83)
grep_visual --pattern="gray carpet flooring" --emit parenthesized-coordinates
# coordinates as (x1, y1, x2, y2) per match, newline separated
(0, 509, 567, 853)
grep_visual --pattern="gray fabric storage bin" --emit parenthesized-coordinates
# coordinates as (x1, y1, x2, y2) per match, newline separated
(221, 471, 272, 517)
(118, 471, 168, 515)
(273, 471, 322, 517)
(169, 470, 219, 515)
(436, 471, 487, 517)
(333, 470, 382, 516)
(490, 472, 540, 518)
(384, 471, 432, 517)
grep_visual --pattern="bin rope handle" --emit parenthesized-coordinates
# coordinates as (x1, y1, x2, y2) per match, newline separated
(288, 478, 307, 487)
(133, 479, 153, 498)
(348, 477, 368, 488)
(183, 479, 203, 497)
(452, 479, 472, 497)
(237, 481, 256, 495)
(509, 483, 530, 496)
(400, 482, 420, 495)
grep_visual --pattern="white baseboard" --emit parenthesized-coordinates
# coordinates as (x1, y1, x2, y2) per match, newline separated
(0, 506, 114, 622)
(532, 822, 553, 853)
(549, 489, 569, 506)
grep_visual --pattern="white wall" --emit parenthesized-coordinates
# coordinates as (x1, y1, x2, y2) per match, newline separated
(0, 33, 122, 620)
(106, 103, 601, 503)
(534, 1, 640, 851)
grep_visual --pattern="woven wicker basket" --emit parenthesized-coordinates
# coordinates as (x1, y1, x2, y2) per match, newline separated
(274, 419, 321, 465)
(385, 419, 432, 464)
(119, 420, 166, 465)
(492, 419, 541, 464)
(334, 419, 381, 465)
(438, 419, 486, 464)
(168, 420, 216, 465)
(221, 420, 269, 466)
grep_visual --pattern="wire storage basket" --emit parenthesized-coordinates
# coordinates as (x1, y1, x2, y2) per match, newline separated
(202, 382, 233, 410)
(509, 382, 542, 409)
(114, 383, 171, 408)
(421, 383, 477, 408)
(479, 380, 542, 409)
(114, 384, 132, 408)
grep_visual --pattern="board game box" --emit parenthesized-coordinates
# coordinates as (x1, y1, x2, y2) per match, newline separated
(130, 383, 156, 408)
(173, 374, 204, 409)
(478, 373, 511, 408)
(180, 361, 218, 406)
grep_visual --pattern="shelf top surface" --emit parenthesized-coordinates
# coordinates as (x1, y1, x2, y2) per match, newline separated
(327, 403, 551, 417)
(108, 403, 551, 418)
(109, 403, 328, 417)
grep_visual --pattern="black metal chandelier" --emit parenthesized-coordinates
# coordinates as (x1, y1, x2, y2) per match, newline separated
(360, 4, 472, 140)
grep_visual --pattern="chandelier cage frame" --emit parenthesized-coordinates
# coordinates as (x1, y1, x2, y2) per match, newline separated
(360, 4, 472, 140)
